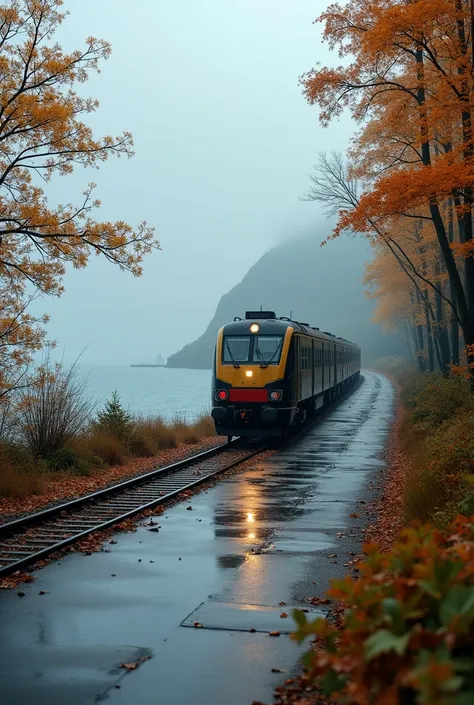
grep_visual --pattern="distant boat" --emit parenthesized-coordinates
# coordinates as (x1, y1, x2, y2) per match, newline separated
(130, 352, 167, 368)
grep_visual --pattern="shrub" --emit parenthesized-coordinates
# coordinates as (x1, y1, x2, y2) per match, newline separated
(293, 515, 474, 705)
(45, 447, 80, 471)
(18, 355, 96, 457)
(133, 417, 178, 452)
(399, 374, 474, 524)
(127, 431, 155, 457)
(84, 432, 127, 466)
(0, 444, 44, 498)
(91, 391, 134, 442)
(407, 374, 472, 431)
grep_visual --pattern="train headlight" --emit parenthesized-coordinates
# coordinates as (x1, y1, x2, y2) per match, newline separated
(245, 370, 253, 378)
(216, 389, 229, 401)
(250, 323, 260, 333)
(269, 390, 282, 402)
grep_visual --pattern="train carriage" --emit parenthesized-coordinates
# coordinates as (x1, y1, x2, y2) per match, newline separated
(211, 310, 361, 439)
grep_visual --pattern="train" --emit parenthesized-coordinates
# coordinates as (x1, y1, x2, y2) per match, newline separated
(211, 310, 361, 439)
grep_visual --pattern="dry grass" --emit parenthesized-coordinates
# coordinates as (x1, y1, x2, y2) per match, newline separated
(0, 447, 44, 498)
(77, 432, 127, 466)
(0, 411, 216, 502)
(132, 413, 214, 455)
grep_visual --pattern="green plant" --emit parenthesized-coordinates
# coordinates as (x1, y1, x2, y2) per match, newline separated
(46, 447, 80, 471)
(91, 391, 134, 442)
(292, 515, 474, 705)
(407, 375, 472, 432)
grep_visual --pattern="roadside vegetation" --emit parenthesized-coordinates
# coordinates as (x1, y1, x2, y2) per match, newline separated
(285, 364, 474, 705)
(286, 0, 474, 698)
(0, 359, 214, 503)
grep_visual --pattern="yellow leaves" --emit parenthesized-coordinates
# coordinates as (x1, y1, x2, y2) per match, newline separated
(0, 1, 158, 398)
(450, 241, 474, 259)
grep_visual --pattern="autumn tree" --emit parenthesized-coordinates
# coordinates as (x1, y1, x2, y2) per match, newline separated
(305, 152, 459, 372)
(301, 0, 474, 387)
(0, 0, 158, 397)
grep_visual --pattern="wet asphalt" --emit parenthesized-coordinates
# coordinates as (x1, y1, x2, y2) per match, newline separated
(0, 371, 394, 705)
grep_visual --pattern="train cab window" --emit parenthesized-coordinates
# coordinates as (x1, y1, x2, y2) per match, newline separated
(253, 336, 283, 364)
(223, 336, 250, 363)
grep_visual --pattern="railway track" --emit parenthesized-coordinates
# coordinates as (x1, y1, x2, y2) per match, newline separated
(0, 439, 266, 578)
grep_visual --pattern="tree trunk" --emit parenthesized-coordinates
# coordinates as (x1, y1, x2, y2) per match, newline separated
(448, 199, 460, 365)
(425, 303, 435, 372)
(416, 46, 474, 388)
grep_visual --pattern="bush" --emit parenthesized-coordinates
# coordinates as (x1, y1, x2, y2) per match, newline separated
(133, 417, 177, 452)
(293, 515, 474, 705)
(18, 355, 96, 457)
(0, 444, 44, 498)
(407, 374, 472, 431)
(83, 432, 127, 466)
(45, 447, 80, 471)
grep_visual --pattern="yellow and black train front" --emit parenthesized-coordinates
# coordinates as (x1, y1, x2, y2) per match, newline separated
(211, 311, 295, 438)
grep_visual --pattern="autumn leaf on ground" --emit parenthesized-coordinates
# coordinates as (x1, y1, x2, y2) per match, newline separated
(120, 656, 151, 671)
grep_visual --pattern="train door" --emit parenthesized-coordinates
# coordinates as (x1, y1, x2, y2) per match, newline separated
(321, 342, 325, 391)
(295, 336, 301, 402)
(311, 339, 315, 398)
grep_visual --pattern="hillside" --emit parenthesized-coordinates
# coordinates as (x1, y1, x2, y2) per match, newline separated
(167, 233, 403, 369)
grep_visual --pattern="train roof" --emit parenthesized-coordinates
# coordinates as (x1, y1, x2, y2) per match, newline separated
(220, 311, 360, 349)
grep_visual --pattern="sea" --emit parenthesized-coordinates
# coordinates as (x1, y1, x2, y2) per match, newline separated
(81, 366, 213, 423)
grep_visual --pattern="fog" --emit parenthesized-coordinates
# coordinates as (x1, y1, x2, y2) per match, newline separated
(38, 0, 357, 365)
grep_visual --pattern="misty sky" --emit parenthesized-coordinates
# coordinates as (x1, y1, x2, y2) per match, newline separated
(38, 0, 356, 365)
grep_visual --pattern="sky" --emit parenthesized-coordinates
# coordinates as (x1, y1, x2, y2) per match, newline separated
(37, 0, 356, 365)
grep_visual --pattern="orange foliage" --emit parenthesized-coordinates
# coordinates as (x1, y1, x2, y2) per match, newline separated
(0, 1, 158, 397)
(302, 0, 474, 377)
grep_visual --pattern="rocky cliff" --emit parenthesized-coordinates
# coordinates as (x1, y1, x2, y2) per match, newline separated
(167, 232, 403, 369)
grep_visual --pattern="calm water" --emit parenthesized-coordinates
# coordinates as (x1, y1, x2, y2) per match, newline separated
(81, 366, 213, 422)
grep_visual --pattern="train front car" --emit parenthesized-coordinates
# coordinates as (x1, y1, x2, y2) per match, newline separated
(211, 311, 294, 439)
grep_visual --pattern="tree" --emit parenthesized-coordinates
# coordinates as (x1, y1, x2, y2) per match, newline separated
(301, 0, 474, 387)
(0, 1, 158, 396)
(92, 390, 134, 441)
(305, 152, 457, 373)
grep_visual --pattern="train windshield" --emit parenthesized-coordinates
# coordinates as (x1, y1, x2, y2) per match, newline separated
(223, 336, 251, 363)
(253, 336, 283, 364)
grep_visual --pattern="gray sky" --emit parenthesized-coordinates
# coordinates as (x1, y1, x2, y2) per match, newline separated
(39, 0, 355, 364)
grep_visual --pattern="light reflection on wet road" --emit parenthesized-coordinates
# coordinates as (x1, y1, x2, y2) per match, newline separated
(0, 372, 394, 705)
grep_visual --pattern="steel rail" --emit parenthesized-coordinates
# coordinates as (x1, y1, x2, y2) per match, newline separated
(0, 439, 266, 578)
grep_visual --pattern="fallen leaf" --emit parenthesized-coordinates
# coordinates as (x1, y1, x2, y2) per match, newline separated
(120, 655, 150, 671)
(186, 506, 193, 511)
(193, 622, 203, 628)
(120, 662, 138, 671)
(280, 612, 288, 619)
(269, 631, 280, 637)
(278, 601, 286, 606)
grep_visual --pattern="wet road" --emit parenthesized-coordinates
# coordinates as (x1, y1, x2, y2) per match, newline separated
(0, 371, 394, 705)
